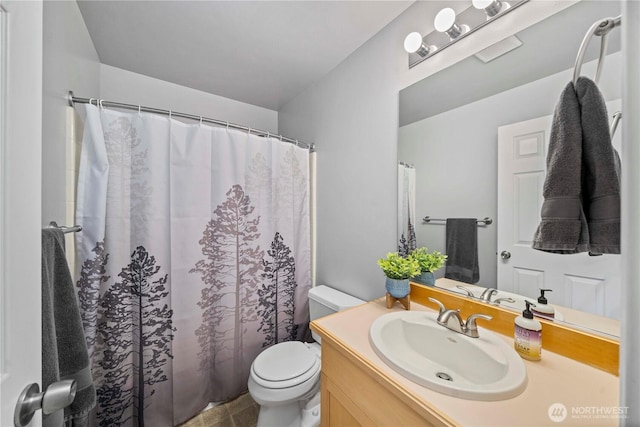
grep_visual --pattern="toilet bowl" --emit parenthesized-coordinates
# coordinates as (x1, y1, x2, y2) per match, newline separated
(248, 285, 365, 427)
(248, 341, 321, 427)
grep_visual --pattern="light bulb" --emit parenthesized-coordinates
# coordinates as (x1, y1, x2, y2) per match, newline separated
(434, 8, 456, 33)
(404, 32, 423, 53)
(403, 32, 431, 57)
(434, 7, 467, 40)
(472, 0, 494, 8)
(472, 0, 505, 18)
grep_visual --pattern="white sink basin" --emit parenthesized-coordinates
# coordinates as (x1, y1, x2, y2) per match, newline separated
(369, 311, 527, 401)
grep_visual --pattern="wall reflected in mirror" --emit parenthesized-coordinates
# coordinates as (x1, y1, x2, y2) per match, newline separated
(398, 0, 622, 336)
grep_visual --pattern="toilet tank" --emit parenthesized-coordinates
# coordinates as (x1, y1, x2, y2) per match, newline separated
(308, 285, 365, 343)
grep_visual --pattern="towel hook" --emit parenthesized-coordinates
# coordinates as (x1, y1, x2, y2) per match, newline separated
(610, 111, 622, 138)
(573, 16, 621, 86)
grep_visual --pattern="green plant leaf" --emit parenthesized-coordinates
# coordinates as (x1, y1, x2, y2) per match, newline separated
(377, 252, 421, 280)
(409, 247, 448, 273)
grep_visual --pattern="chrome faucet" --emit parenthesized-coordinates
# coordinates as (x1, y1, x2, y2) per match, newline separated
(428, 297, 492, 338)
(479, 287, 498, 302)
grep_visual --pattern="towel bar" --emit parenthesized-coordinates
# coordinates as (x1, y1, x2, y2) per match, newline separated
(48, 221, 82, 234)
(422, 216, 492, 226)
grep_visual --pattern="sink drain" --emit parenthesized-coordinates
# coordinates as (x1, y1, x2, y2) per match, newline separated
(436, 372, 453, 381)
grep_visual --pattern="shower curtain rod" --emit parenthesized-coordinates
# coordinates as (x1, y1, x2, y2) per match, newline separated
(67, 91, 315, 151)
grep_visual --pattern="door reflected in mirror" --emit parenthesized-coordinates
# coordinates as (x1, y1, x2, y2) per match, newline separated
(398, 0, 622, 336)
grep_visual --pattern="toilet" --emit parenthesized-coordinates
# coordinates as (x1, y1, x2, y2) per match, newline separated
(248, 285, 365, 427)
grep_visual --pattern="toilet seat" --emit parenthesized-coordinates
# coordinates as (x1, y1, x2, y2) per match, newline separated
(251, 341, 320, 389)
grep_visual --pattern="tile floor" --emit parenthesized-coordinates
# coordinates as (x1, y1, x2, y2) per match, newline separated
(178, 392, 259, 427)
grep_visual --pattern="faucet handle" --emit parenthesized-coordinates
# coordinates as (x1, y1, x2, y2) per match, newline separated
(480, 288, 498, 302)
(428, 297, 446, 315)
(465, 313, 492, 331)
(493, 297, 516, 305)
(456, 285, 475, 297)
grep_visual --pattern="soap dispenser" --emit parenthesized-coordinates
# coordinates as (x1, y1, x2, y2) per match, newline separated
(531, 289, 555, 319)
(514, 300, 542, 361)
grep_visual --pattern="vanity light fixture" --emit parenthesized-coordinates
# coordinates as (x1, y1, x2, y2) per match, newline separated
(434, 8, 468, 40)
(404, 0, 528, 69)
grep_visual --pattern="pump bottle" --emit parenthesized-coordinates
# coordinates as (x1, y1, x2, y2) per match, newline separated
(514, 300, 542, 361)
(531, 288, 555, 319)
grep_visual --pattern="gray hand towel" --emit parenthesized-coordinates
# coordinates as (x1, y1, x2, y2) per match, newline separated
(576, 77, 620, 254)
(444, 218, 479, 284)
(42, 229, 96, 427)
(532, 77, 620, 254)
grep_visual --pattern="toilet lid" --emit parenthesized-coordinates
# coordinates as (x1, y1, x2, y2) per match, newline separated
(252, 341, 320, 389)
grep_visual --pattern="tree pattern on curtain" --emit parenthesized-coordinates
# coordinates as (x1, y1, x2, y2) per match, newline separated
(78, 245, 176, 427)
(76, 241, 110, 365)
(246, 152, 272, 221)
(257, 232, 297, 347)
(398, 165, 417, 257)
(75, 105, 311, 426)
(190, 184, 264, 394)
(398, 212, 416, 258)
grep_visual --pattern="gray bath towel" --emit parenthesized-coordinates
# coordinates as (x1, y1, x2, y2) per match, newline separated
(42, 229, 96, 427)
(444, 218, 479, 284)
(532, 77, 620, 254)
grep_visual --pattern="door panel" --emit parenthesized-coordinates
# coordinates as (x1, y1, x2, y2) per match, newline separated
(0, 1, 43, 426)
(497, 113, 621, 319)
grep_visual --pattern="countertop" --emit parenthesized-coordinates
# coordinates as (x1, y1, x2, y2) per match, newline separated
(312, 298, 621, 427)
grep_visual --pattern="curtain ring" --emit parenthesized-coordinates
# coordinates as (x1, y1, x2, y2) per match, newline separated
(89, 98, 96, 106)
(267, 131, 270, 139)
(138, 105, 141, 114)
(226, 122, 230, 131)
(169, 110, 172, 119)
(295, 140, 299, 147)
(99, 99, 104, 109)
(280, 135, 283, 141)
(248, 126, 252, 135)
(200, 116, 203, 126)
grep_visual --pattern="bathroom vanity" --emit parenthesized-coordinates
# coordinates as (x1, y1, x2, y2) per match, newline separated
(310, 285, 620, 426)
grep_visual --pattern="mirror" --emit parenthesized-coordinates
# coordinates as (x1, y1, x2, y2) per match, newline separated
(398, 1, 622, 337)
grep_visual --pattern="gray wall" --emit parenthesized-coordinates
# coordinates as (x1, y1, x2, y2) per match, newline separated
(278, 14, 400, 302)
(278, 1, 571, 301)
(100, 64, 278, 134)
(42, 0, 100, 225)
(398, 52, 622, 287)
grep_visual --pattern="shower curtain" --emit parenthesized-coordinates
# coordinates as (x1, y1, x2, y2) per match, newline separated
(397, 164, 416, 257)
(75, 104, 311, 426)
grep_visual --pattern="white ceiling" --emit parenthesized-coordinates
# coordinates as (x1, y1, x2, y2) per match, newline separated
(77, 0, 413, 111)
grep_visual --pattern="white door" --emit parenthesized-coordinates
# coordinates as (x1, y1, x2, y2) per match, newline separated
(0, 1, 44, 426)
(497, 114, 621, 319)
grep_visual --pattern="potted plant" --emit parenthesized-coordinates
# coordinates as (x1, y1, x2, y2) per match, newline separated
(377, 252, 421, 298)
(410, 247, 447, 286)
